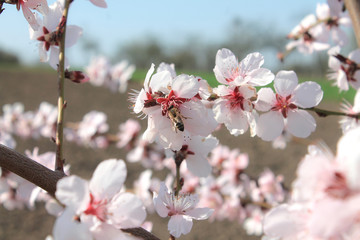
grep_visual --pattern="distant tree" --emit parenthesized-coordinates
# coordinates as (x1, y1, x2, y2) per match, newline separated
(0, 49, 19, 65)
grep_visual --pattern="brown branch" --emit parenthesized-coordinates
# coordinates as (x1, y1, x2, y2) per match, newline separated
(345, 0, 360, 47)
(0, 144, 66, 197)
(121, 227, 160, 240)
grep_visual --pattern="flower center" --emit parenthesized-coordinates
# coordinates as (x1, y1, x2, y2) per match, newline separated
(224, 87, 252, 111)
(325, 171, 351, 199)
(271, 94, 297, 118)
(83, 193, 107, 222)
(37, 27, 60, 51)
(156, 90, 188, 116)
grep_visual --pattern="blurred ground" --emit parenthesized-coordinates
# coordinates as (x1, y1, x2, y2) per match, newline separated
(0, 69, 342, 240)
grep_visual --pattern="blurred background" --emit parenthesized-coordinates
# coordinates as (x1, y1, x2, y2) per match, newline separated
(0, 0, 358, 239)
(1, 0, 357, 75)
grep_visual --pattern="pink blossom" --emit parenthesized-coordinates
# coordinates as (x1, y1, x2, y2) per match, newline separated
(116, 119, 141, 149)
(32, 101, 57, 138)
(153, 182, 213, 238)
(29, 1, 82, 69)
(316, 0, 351, 46)
(76, 111, 109, 146)
(134, 64, 217, 151)
(255, 70, 323, 140)
(111, 60, 135, 93)
(286, 14, 330, 54)
(213, 84, 258, 136)
(54, 159, 146, 240)
(85, 56, 111, 87)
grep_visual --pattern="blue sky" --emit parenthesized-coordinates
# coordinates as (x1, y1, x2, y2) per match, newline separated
(0, 0, 319, 67)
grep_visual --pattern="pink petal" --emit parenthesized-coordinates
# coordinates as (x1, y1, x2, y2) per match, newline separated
(89, 159, 127, 200)
(256, 111, 284, 141)
(286, 110, 316, 138)
(168, 215, 193, 238)
(274, 71, 298, 97)
(293, 81, 323, 108)
(263, 204, 303, 238)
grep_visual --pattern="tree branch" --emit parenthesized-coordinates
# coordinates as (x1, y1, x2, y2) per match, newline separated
(0, 144, 66, 197)
(345, 0, 360, 47)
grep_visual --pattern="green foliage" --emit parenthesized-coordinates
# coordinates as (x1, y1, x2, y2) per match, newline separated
(0, 49, 19, 65)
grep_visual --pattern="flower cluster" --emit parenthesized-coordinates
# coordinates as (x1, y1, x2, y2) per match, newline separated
(285, 0, 351, 55)
(263, 126, 360, 239)
(85, 56, 136, 93)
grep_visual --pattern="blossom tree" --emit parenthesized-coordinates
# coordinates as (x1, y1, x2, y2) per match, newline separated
(1, 0, 360, 239)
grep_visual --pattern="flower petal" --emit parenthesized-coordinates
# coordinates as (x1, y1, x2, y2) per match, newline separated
(109, 192, 146, 228)
(56, 175, 89, 212)
(293, 81, 323, 108)
(274, 71, 298, 97)
(186, 207, 214, 220)
(256, 111, 284, 141)
(89, 159, 127, 200)
(168, 215, 193, 238)
(172, 74, 199, 98)
(286, 110, 316, 138)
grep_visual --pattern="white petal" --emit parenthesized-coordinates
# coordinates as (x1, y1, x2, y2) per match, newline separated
(186, 155, 212, 178)
(274, 71, 298, 97)
(56, 175, 90, 212)
(286, 110, 316, 138)
(144, 64, 155, 91)
(225, 109, 249, 136)
(255, 88, 276, 112)
(256, 111, 284, 141)
(172, 74, 199, 98)
(89, 0, 107, 8)
(65, 25, 83, 48)
(53, 208, 92, 240)
(149, 70, 172, 93)
(186, 207, 214, 220)
(293, 81, 323, 108)
(181, 101, 217, 136)
(168, 215, 193, 238)
(240, 52, 264, 73)
(214, 48, 238, 84)
(91, 223, 136, 240)
(153, 186, 169, 218)
(337, 126, 360, 190)
(109, 192, 146, 228)
(263, 204, 303, 238)
(89, 159, 127, 200)
(247, 68, 274, 86)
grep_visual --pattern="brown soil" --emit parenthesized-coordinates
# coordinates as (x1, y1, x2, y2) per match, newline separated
(0, 69, 342, 240)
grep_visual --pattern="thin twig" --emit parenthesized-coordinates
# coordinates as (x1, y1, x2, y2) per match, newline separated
(302, 107, 360, 119)
(55, 0, 71, 172)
